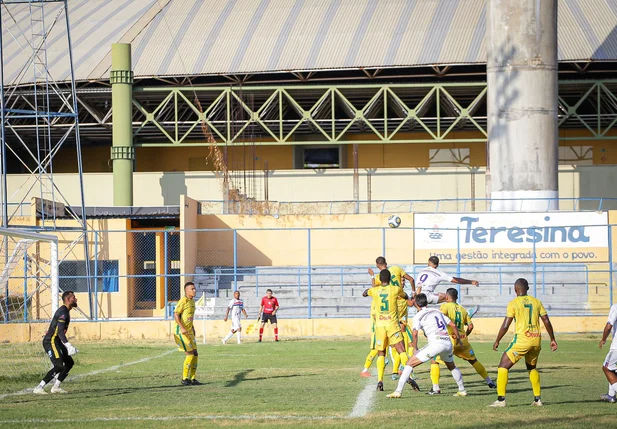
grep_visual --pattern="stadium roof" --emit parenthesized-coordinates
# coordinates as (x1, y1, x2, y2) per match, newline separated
(1, 0, 617, 84)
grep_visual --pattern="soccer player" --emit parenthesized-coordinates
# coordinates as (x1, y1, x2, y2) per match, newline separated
(33, 291, 79, 394)
(416, 256, 479, 305)
(222, 291, 248, 344)
(489, 278, 557, 407)
(363, 269, 418, 392)
(388, 293, 466, 398)
(174, 282, 201, 386)
(258, 289, 279, 342)
(428, 288, 496, 394)
(599, 303, 617, 403)
(368, 257, 416, 379)
(360, 283, 380, 377)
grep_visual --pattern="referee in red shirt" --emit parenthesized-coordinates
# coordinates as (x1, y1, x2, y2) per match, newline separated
(258, 289, 280, 342)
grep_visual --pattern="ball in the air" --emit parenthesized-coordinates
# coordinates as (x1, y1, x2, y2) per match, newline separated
(388, 215, 401, 228)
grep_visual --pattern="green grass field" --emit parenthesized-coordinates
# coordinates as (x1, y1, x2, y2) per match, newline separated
(0, 335, 615, 429)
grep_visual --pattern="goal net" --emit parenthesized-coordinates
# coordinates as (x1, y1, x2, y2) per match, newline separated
(0, 227, 58, 379)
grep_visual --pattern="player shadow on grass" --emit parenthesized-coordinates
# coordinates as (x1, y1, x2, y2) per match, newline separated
(224, 369, 315, 387)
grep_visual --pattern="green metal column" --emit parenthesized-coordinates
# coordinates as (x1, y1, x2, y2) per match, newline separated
(110, 43, 134, 206)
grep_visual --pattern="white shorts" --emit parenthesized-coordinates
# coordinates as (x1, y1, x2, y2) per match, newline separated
(415, 340, 453, 363)
(424, 291, 441, 305)
(231, 318, 242, 331)
(604, 348, 617, 371)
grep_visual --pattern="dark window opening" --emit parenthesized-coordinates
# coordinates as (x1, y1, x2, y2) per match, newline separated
(303, 147, 339, 168)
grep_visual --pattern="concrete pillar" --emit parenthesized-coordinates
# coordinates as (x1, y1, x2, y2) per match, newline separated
(486, 0, 559, 211)
(110, 43, 134, 206)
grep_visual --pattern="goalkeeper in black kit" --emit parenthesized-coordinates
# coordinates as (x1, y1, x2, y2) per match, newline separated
(33, 291, 79, 394)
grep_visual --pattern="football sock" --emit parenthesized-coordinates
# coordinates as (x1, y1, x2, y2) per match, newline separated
(38, 380, 46, 388)
(472, 360, 489, 380)
(430, 363, 441, 390)
(53, 379, 62, 389)
(237, 331, 242, 344)
(363, 349, 378, 370)
(609, 382, 617, 397)
(274, 328, 279, 340)
(183, 355, 193, 379)
(377, 355, 385, 382)
(259, 328, 264, 341)
(223, 332, 233, 342)
(497, 367, 509, 398)
(529, 369, 541, 397)
(391, 348, 401, 375)
(396, 365, 414, 392)
(451, 367, 465, 391)
(189, 356, 198, 380)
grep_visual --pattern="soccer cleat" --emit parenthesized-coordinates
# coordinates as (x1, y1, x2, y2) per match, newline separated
(360, 371, 371, 378)
(406, 377, 420, 391)
(386, 391, 402, 399)
(191, 379, 203, 386)
(32, 386, 47, 395)
(488, 381, 497, 389)
(376, 381, 384, 391)
(426, 389, 441, 395)
(601, 394, 616, 403)
(391, 374, 399, 381)
(222, 339, 227, 344)
(453, 391, 468, 397)
(488, 400, 506, 408)
(50, 386, 67, 394)
(258, 339, 262, 343)
(275, 339, 280, 342)
(181, 379, 192, 386)
(531, 399, 543, 406)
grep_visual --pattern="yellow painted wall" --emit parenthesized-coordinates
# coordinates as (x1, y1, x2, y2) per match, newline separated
(0, 315, 608, 343)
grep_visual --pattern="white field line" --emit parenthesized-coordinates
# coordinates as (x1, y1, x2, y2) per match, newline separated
(0, 349, 175, 401)
(0, 415, 349, 424)
(348, 372, 376, 418)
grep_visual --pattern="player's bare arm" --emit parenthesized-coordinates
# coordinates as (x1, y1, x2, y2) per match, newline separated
(362, 289, 370, 297)
(273, 304, 279, 316)
(224, 306, 230, 322)
(403, 274, 416, 293)
(448, 321, 463, 347)
(174, 312, 188, 335)
(242, 308, 248, 318)
(493, 317, 514, 351)
(599, 322, 614, 348)
(452, 277, 479, 287)
(466, 321, 474, 337)
(411, 328, 420, 352)
(540, 314, 558, 351)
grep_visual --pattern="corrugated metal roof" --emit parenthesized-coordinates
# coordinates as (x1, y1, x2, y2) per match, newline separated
(1, 0, 616, 83)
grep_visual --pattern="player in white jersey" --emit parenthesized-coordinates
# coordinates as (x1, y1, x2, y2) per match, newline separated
(416, 256, 479, 304)
(222, 291, 248, 344)
(599, 303, 617, 402)
(387, 293, 467, 398)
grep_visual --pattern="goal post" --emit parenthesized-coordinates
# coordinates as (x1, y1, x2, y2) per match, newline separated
(0, 226, 59, 323)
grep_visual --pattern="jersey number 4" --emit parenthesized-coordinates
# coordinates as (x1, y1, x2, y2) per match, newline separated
(434, 316, 446, 330)
(380, 293, 389, 311)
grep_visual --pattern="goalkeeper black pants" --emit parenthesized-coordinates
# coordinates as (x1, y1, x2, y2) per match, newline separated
(42, 340, 74, 383)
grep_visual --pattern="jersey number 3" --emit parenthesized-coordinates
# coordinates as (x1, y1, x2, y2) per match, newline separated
(380, 294, 389, 311)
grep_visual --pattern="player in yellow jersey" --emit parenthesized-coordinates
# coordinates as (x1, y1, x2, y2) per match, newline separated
(174, 282, 201, 386)
(489, 278, 557, 407)
(360, 285, 380, 377)
(428, 288, 496, 394)
(363, 269, 419, 392)
(368, 257, 416, 380)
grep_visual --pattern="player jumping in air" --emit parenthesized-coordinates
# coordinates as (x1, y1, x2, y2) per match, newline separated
(363, 269, 419, 392)
(599, 303, 617, 403)
(362, 257, 416, 379)
(416, 256, 479, 305)
(33, 291, 79, 394)
(489, 278, 557, 407)
(428, 288, 496, 394)
(222, 291, 248, 344)
(174, 282, 201, 386)
(387, 293, 467, 398)
(259, 289, 280, 342)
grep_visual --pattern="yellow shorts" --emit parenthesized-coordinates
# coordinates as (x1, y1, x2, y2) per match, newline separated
(374, 322, 403, 351)
(174, 332, 197, 352)
(505, 337, 541, 366)
(453, 339, 477, 361)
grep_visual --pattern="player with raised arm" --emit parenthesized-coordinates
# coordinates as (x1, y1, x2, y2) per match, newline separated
(363, 269, 418, 392)
(222, 291, 248, 344)
(599, 303, 617, 403)
(428, 288, 496, 394)
(174, 282, 201, 386)
(368, 257, 416, 380)
(360, 283, 380, 377)
(387, 293, 467, 398)
(258, 289, 279, 342)
(33, 291, 79, 395)
(416, 256, 478, 305)
(489, 278, 557, 407)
